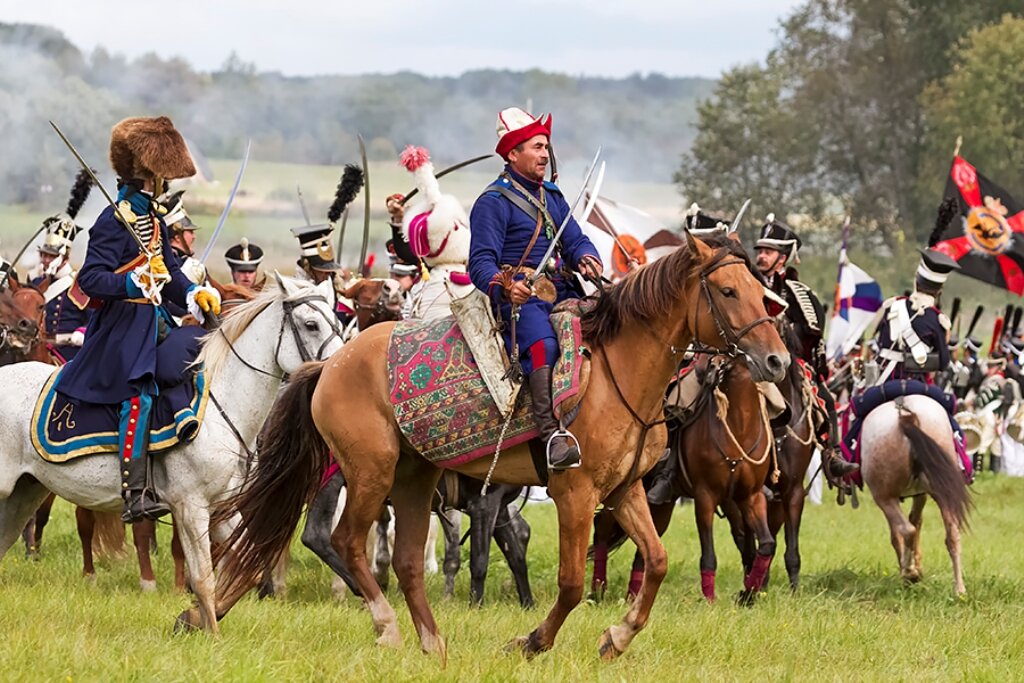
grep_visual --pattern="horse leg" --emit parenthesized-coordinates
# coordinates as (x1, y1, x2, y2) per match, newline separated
(373, 506, 392, 591)
(876, 498, 916, 584)
(439, 508, 461, 599)
(466, 488, 502, 606)
(722, 499, 752, 575)
(424, 515, 439, 575)
(299, 473, 361, 596)
(597, 481, 668, 661)
(75, 507, 97, 582)
(493, 504, 534, 608)
(389, 455, 445, 659)
(694, 490, 718, 602)
(30, 492, 57, 557)
(172, 505, 221, 634)
(171, 520, 187, 592)
(783, 484, 806, 591)
(21, 515, 36, 559)
(589, 509, 616, 602)
(738, 490, 776, 605)
(907, 494, 926, 581)
(0, 476, 49, 561)
(133, 520, 158, 592)
(941, 505, 966, 596)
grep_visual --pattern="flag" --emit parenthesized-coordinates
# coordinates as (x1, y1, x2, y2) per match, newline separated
(930, 156, 1024, 294)
(826, 249, 883, 360)
(578, 194, 681, 279)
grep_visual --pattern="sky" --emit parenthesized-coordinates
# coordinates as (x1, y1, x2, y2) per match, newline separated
(2, 0, 803, 78)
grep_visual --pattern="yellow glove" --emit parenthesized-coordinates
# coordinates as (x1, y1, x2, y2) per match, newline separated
(195, 288, 221, 316)
(131, 254, 171, 302)
(149, 254, 168, 277)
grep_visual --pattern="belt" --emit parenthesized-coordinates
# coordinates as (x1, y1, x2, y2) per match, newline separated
(54, 332, 81, 346)
(878, 348, 904, 362)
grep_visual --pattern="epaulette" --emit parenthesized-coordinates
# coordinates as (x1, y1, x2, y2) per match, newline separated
(784, 279, 821, 332)
(938, 311, 952, 331)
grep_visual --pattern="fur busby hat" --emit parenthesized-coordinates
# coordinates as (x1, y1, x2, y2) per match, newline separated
(399, 145, 471, 268)
(39, 168, 94, 257)
(756, 213, 802, 263)
(495, 107, 552, 160)
(109, 116, 196, 182)
(225, 237, 264, 272)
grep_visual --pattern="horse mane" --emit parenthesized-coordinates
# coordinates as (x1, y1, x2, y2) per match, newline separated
(580, 234, 754, 346)
(197, 278, 319, 380)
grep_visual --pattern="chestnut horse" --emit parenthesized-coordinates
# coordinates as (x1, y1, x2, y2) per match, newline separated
(591, 353, 779, 604)
(211, 233, 788, 661)
(861, 396, 971, 595)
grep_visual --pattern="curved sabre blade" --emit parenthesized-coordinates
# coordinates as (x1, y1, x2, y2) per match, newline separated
(200, 138, 252, 263)
(357, 135, 370, 275)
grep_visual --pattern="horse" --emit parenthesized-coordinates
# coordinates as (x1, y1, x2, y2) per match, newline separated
(860, 395, 971, 595)
(211, 232, 789, 661)
(590, 352, 779, 604)
(0, 273, 343, 633)
(0, 281, 46, 366)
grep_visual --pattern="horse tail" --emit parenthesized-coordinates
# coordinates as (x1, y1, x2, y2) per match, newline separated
(212, 360, 330, 601)
(92, 511, 127, 560)
(899, 411, 972, 530)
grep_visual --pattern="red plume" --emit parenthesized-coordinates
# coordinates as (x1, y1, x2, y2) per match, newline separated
(400, 145, 431, 172)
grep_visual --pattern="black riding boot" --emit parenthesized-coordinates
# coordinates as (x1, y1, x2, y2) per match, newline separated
(529, 366, 580, 470)
(121, 413, 171, 523)
(646, 450, 679, 505)
(822, 447, 859, 483)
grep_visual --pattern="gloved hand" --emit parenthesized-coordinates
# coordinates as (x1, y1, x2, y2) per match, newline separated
(70, 328, 85, 347)
(131, 254, 171, 302)
(186, 285, 222, 324)
(386, 193, 406, 224)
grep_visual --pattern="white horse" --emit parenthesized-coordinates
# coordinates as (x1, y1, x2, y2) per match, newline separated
(860, 395, 972, 595)
(0, 273, 343, 633)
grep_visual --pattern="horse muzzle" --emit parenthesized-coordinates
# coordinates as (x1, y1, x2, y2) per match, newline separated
(748, 351, 789, 384)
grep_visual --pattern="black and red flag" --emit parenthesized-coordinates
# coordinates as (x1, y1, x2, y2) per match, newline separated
(930, 155, 1024, 294)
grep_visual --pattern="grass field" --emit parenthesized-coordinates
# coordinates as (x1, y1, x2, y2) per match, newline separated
(1, 473, 1022, 681)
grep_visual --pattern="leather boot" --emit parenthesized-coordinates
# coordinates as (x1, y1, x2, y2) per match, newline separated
(120, 410, 171, 523)
(646, 449, 679, 505)
(529, 366, 580, 470)
(822, 447, 859, 484)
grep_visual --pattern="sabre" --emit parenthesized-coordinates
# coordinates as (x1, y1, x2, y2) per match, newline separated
(576, 161, 605, 226)
(400, 154, 494, 206)
(1, 224, 48, 288)
(728, 198, 752, 234)
(357, 135, 371, 276)
(530, 146, 602, 285)
(297, 184, 312, 226)
(199, 138, 252, 264)
(336, 207, 350, 262)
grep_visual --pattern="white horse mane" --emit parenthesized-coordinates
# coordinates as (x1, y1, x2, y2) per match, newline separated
(197, 276, 319, 380)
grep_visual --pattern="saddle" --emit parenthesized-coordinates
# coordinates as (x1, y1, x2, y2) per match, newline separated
(666, 355, 787, 431)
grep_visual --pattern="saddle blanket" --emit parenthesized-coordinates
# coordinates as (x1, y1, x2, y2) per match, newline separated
(388, 310, 586, 468)
(31, 366, 209, 463)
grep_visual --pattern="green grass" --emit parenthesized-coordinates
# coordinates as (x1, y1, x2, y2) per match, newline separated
(1, 474, 1022, 681)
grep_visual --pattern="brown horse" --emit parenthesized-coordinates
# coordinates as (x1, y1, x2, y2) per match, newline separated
(210, 233, 788, 661)
(591, 353, 779, 604)
(341, 277, 405, 332)
(860, 395, 971, 594)
(0, 280, 46, 365)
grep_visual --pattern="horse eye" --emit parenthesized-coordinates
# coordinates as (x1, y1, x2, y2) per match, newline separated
(722, 287, 736, 298)
(304, 320, 319, 331)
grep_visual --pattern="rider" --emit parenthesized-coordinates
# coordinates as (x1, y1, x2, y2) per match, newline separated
(291, 224, 352, 325)
(31, 171, 95, 362)
(57, 116, 222, 523)
(468, 107, 603, 470)
(162, 190, 207, 286)
(224, 238, 264, 290)
(753, 214, 857, 483)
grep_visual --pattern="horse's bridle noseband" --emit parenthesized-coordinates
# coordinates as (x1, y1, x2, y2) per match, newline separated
(692, 249, 774, 359)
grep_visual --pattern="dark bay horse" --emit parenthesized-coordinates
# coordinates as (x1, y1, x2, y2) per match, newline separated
(591, 353, 780, 604)
(212, 232, 788, 662)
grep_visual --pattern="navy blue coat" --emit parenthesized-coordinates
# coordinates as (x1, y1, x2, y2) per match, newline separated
(876, 297, 950, 380)
(469, 167, 600, 355)
(54, 207, 194, 404)
(32, 273, 92, 362)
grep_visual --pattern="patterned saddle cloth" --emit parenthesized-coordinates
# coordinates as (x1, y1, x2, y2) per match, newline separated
(388, 305, 590, 468)
(31, 366, 209, 463)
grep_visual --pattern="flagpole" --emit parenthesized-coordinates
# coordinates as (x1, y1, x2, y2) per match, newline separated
(953, 135, 963, 158)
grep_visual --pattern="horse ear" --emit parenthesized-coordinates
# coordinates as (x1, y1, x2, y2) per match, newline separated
(683, 228, 697, 254)
(273, 270, 300, 298)
(727, 231, 742, 245)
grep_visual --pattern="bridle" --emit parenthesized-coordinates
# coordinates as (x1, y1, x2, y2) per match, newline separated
(220, 292, 343, 382)
(352, 283, 403, 331)
(692, 248, 774, 359)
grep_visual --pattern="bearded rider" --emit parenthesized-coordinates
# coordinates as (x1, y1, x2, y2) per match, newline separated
(56, 116, 221, 523)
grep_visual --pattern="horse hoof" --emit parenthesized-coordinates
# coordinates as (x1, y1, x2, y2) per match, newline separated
(503, 631, 544, 659)
(375, 625, 402, 649)
(82, 572, 97, 585)
(139, 579, 158, 593)
(173, 609, 202, 634)
(735, 590, 757, 607)
(598, 629, 625, 661)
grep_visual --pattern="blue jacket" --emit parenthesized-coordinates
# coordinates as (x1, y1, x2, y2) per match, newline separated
(32, 272, 92, 362)
(876, 297, 950, 380)
(54, 207, 194, 404)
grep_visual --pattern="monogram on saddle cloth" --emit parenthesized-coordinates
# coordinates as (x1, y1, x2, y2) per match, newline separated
(31, 364, 209, 463)
(388, 300, 593, 468)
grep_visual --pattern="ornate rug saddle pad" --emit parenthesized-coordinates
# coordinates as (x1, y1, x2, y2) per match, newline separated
(388, 309, 589, 468)
(31, 366, 209, 463)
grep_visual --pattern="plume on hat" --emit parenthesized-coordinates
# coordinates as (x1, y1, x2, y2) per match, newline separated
(400, 146, 440, 206)
(328, 164, 364, 224)
(930, 196, 959, 247)
(65, 168, 94, 219)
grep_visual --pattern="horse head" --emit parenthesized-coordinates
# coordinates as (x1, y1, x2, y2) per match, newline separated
(341, 278, 405, 331)
(272, 274, 345, 373)
(0, 281, 43, 356)
(684, 231, 790, 383)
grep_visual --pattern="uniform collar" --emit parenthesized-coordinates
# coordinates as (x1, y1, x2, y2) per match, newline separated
(505, 165, 543, 193)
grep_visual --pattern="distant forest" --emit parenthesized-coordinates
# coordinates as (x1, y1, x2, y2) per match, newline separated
(0, 23, 715, 205)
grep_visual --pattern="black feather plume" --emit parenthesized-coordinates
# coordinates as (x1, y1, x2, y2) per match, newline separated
(929, 196, 959, 247)
(966, 305, 984, 337)
(949, 297, 961, 328)
(327, 164, 364, 224)
(65, 168, 94, 219)
(1013, 307, 1022, 337)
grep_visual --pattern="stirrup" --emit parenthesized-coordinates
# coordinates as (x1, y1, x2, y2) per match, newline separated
(546, 429, 582, 470)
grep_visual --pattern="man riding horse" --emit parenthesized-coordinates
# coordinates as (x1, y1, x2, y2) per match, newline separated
(57, 116, 222, 523)
(841, 247, 973, 479)
(753, 215, 857, 483)
(224, 238, 264, 290)
(468, 107, 603, 470)
(31, 170, 95, 363)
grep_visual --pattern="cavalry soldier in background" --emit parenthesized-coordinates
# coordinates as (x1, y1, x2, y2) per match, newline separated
(30, 170, 95, 362)
(224, 237, 264, 290)
(754, 215, 858, 483)
(56, 116, 221, 522)
(162, 190, 207, 286)
(291, 224, 354, 325)
(468, 107, 603, 470)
